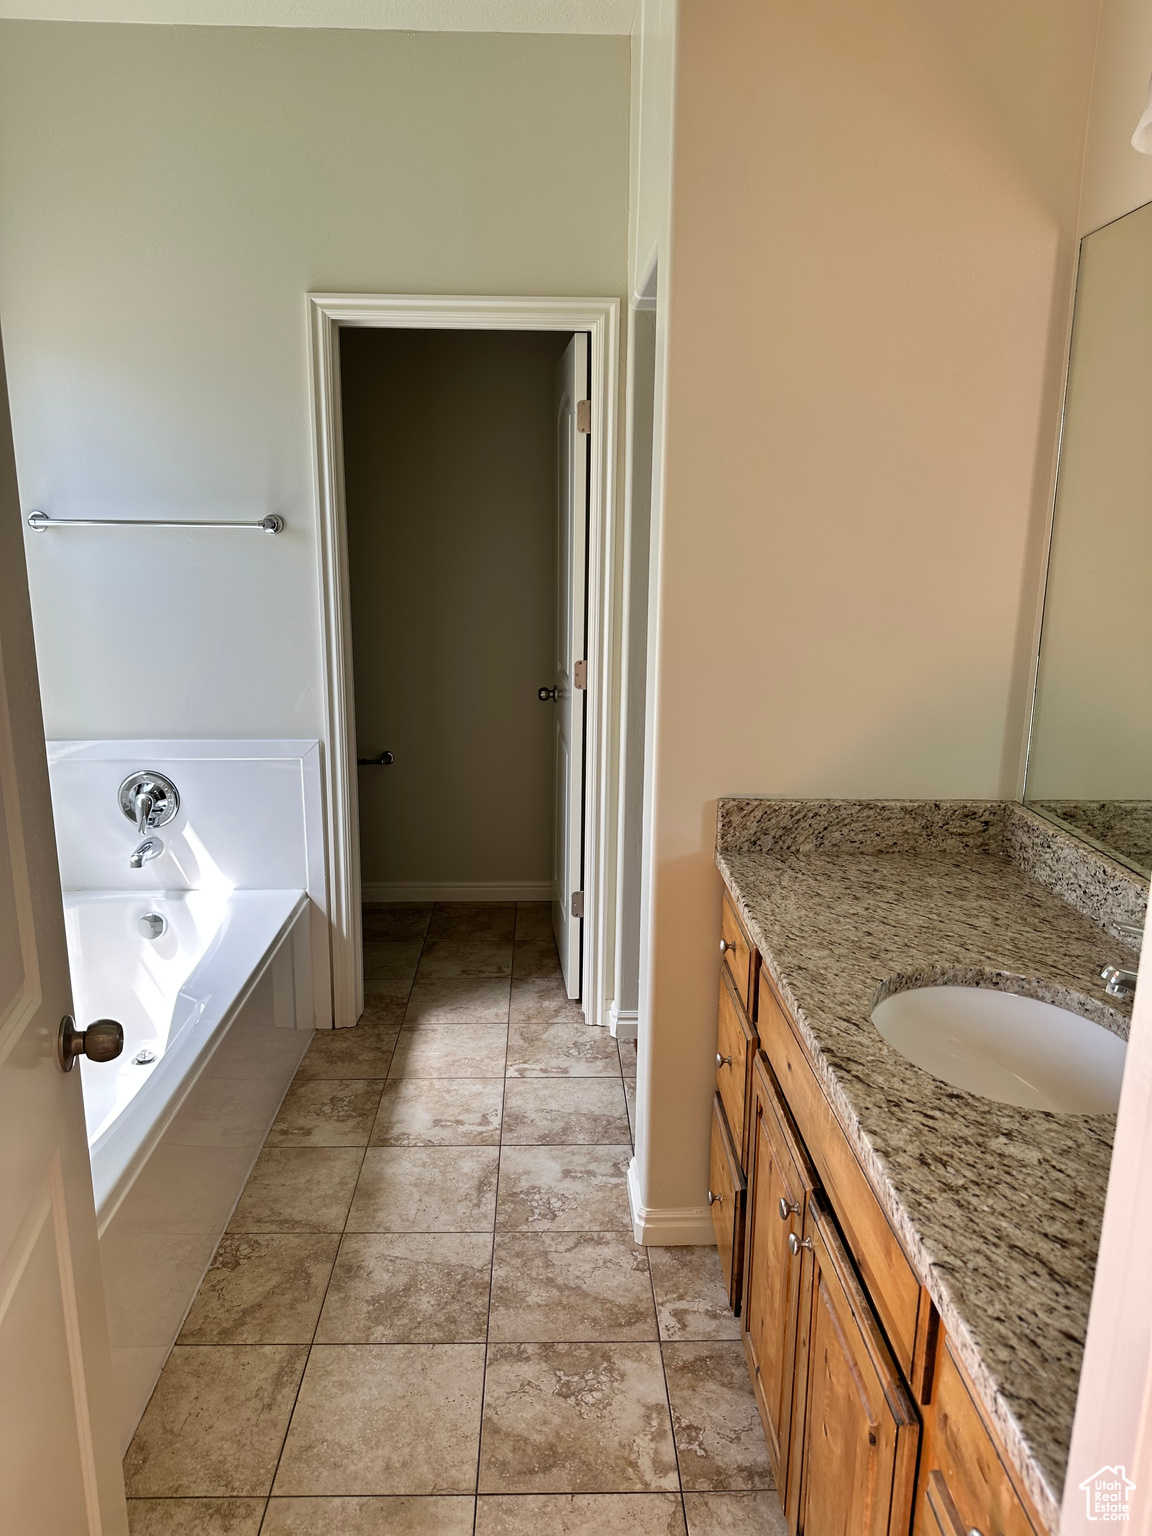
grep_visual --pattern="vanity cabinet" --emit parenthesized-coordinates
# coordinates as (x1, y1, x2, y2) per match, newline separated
(716, 894, 1050, 1536)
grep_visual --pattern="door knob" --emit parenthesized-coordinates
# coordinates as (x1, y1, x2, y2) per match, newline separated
(779, 1196, 800, 1221)
(538, 686, 558, 702)
(57, 1016, 124, 1073)
(357, 751, 395, 766)
(788, 1232, 813, 1257)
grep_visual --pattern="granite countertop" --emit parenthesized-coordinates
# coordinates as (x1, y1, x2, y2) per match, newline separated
(715, 799, 1148, 1531)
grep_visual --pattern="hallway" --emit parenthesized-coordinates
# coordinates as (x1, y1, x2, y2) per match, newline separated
(121, 903, 780, 1536)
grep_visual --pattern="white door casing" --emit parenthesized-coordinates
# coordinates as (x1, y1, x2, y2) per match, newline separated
(308, 295, 620, 1030)
(552, 334, 590, 998)
(0, 348, 129, 1530)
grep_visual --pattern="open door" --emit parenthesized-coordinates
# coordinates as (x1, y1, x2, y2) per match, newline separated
(551, 333, 589, 999)
(0, 345, 130, 1531)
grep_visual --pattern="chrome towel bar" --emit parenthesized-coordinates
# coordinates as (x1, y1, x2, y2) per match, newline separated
(27, 511, 284, 535)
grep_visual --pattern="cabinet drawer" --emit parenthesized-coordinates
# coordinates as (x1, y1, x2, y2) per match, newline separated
(721, 893, 756, 1015)
(717, 968, 756, 1167)
(915, 1342, 1040, 1536)
(709, 1094, 747, 1313)
(757, 971, 921, 1377)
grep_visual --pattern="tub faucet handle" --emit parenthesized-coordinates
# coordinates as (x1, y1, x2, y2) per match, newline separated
(135, 790, 155, 835)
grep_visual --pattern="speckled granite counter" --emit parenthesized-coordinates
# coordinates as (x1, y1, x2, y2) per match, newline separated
(715, 799, 1149, 1530)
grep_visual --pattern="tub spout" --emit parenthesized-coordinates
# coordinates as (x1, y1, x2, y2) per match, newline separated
(130, 836, 164, 870)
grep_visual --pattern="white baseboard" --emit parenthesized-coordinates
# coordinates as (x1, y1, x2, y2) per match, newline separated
(362, 881, 553, 903)
(627, 1157, 715, 1246)
(608, 1002, 638, 1040)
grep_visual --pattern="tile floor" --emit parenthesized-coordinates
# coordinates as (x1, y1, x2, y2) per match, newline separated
(124, 902, 786, 1536)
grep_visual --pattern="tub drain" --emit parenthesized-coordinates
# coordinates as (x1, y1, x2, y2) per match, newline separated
(133, 1048, 157, 1066)
(139, 911, 167, 939)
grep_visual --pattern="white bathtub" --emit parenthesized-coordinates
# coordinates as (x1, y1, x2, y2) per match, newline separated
(65, 888, 315, 1448)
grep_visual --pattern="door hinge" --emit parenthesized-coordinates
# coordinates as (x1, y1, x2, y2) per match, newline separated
(576, 399, 592, 434)
(571, 891, 585, 919)
(573, 660, 587, 690)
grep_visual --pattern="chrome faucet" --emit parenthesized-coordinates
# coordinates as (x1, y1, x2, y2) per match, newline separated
(1102, 924, 1142, 997)
(130, 836, 164, 870)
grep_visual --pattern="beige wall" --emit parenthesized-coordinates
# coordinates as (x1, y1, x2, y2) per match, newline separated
(633, 0, 1101, 1220)
(0, 22, 629, 740)
(341, 328, 568, 893)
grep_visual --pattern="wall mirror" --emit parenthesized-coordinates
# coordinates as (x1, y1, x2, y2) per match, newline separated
(1024, 198, 1152, 877)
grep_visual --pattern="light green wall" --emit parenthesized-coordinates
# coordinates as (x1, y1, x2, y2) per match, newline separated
(0, 22, 629, 738)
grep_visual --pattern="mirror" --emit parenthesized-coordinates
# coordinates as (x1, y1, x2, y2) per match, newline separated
(1024, 199, 1152, 877)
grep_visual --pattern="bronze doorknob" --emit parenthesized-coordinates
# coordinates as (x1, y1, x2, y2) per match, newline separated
(57, 1016, 124, 1073)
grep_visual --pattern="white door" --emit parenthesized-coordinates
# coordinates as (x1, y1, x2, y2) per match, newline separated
(551, 333, 589, 998)
(0, 348, 129, 1532)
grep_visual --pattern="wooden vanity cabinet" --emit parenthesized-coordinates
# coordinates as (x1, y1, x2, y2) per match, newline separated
(710, 893, 761, 1311)
(709, 1093, 746, 1311)
(743, 1052, 816, 1493)
(721, 892, 758, 1014)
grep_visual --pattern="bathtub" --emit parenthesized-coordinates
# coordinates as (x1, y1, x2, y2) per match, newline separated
(66, 887, 315, 1448)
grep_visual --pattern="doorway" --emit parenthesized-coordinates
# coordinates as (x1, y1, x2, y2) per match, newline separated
(308, 296, 621, 1030)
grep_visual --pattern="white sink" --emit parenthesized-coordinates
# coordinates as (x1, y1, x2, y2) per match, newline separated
(871, 985, 1127, 1113)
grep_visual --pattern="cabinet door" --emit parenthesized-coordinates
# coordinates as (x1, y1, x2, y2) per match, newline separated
(743, 1052, 816, 1499)
(791, 1197, 920, 1536)
(716, 968, 756, 1168)
(709, 1094, 747, 1311)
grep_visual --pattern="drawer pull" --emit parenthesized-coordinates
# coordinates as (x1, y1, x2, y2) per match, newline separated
(788, 1232, 813, 1256)
(707, 1189, 722, 1206)
(778, 1196, 800, 1221)
(720, 937, 736, 955)
(716, 1052, 732, 1068)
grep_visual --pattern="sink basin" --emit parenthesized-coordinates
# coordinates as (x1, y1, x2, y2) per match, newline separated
(871, 985, 1127, 1113)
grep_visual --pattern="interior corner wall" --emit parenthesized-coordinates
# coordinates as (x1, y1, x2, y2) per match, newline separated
(634, 0, 1101, 1220)
(342, 328, 568, 894)
(0, 22, 629, 741)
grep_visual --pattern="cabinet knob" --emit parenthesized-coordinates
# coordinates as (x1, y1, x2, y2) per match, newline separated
(778, 1196, 800, 1221)
(788, 1232, 813, 1257)
(707, 1190, 721, 1206)
(716, 1052, 732, 1068)
(720, 938, 734, 955)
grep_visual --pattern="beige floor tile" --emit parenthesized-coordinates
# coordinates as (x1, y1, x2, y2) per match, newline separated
(502, 1078, 629, 1145)
(488, 1233, 656, 1342)
(228, 1148, 363, 1234)
(509, 976, 585, 1025)
(496, 1146, 632, 1231)
(428, 903, 516, 940)
(262, 1496, 476, 1534)
(682, 1492, 788, 1535)
(618, 1040, 638, 1080)
(405, 976, 511, 1025)
(362, 905, 433, 942)
(390, 1022, 508, 1079)
(316, 1232, 493, 1343)
(478, 1342, 679, 1494)
(370, 1078, 504, 1146)
(511, 939, 562, 979)
(294, 1026, 399, 1080)
(347, 1146, 499, 1232)
(505, 1019, 620, 1078)
(179, 1235, 339, 1344)
(648, 1247, 741, 1342)
(661, 1342, 774, 1491)
(364, 942, 424, 982)
(513, 903, 554, 940)
(417, 937, 513, 979)
(476, 1494, 687, 1535)
(127, 1499, 267, 1535)
(266, 1079, 384, 1147)
(360, 983, 412, 1028)
(273, 1344, 486, 1496)
(124, 1345, 307, 1497)
(625, 1078, 637, 1142)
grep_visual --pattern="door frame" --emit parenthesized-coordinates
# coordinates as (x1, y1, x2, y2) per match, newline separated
(307, 293, 622, 1029)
